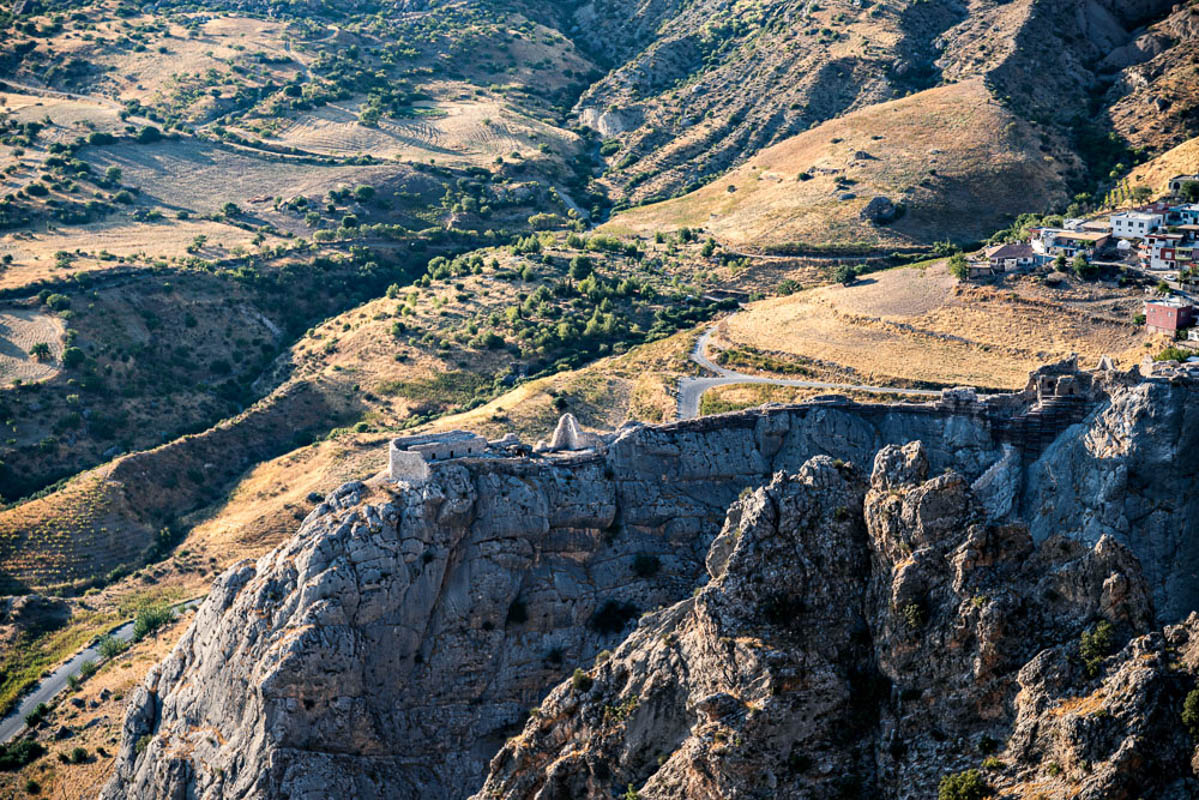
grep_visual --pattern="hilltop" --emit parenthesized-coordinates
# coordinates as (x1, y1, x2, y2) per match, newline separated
(604, 80, 1066, 250)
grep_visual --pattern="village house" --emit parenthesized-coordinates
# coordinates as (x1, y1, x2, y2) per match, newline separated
(1144, 296, 1196, 334)
(1169, 174, 1199, 195)
(1140, 232, 1185, 270)
(1111, 211, 1164, 238)
(1176, 224, 1199, 243)
(983, 242, 1036, 272)
(1174, 203, 1199, 225)
(1078, 219, 1113, 234)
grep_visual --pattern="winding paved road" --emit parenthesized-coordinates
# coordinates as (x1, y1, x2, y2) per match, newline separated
(0, 597, 204, 745)
(677, 325, 942, 419)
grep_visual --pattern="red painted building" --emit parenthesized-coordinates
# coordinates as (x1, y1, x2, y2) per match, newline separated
(1145, 299, 1197, 334)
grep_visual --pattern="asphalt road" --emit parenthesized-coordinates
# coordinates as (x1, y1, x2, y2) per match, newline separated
(676, 325, 943, 419)
(0, 597, 204, 745)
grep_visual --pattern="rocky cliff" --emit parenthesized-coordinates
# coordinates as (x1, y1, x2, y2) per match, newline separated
(475, 443, 1195, 799)
(100, 368, 1199, 799)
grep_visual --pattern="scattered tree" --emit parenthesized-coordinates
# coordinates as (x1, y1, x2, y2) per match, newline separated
(947, 253, 969, 280)
(833, 264, 859, 285)
(1183, 686, 1199, 739)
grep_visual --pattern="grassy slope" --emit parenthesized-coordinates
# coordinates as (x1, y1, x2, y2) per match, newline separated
(714, 261, 1150, 390)
(1125, 135, 1199, 198)
(604, 79, 1066, 251)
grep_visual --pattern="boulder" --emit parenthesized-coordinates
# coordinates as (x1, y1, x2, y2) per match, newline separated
(861, 195, 898, 224)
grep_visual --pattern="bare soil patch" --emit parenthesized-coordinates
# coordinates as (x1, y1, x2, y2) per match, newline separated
(0, 309, 64, 383)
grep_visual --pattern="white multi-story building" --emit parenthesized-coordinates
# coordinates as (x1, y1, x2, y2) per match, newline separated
(1110, 211, 1163, 239)
(1141, 233, 1186, 270)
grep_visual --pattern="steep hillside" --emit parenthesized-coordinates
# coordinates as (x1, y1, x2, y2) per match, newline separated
(708, 260, 1148, 389)
(579, 0, 1184, 205)
(1125, 133, 1199, 197)
(605, 80, 1067, 250)
(96, 367, 1199, 799)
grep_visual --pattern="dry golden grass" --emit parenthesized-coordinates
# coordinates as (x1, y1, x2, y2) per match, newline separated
(718, 261, 1148, 389)
(183, 436, 387, 559)
(0, 217, 278, 282)
(0, 607, 198, 800)
(266, 87, 580, 169)
(1125, 135, 1199, 199)
(606, 79, 1065, 250)
(698, 383, 921, 416)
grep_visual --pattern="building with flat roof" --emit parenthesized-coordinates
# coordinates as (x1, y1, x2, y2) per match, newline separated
(1145, 297, 1196, 334)
(388, 430, 488, 483)
(1111, 211, 1163, 239)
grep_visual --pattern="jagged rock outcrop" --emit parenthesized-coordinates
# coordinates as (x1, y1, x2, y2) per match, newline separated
(474, 444, 1191, 799)
(101, 370, 1199, 800)
(1024, 378, 1199, 620)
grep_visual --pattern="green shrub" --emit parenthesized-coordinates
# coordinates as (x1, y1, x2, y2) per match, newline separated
(23, 703, 48, 728)
(1155, 346, 1192, 363)
(571, 668, 593, 692)
(900, 602, 925, 629)
(97, 634, 127, 660)
(1182, 687, 1199, 738)
(44, 293, 70, 311)
(132, 603, 175, 641)
(69, 746, 87, 764)
(61, 347, 85, 368)
(937, 769, 988, 800)
(1079, 620, 1114, 678)
(947, 252, 969, 280)
(0, 739, 45, 771)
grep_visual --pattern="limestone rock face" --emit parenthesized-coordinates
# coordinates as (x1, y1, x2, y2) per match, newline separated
(473, 445, 1186, 800)
(1024, 380, 1199, 619)
(101, 374, 1199, 800)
